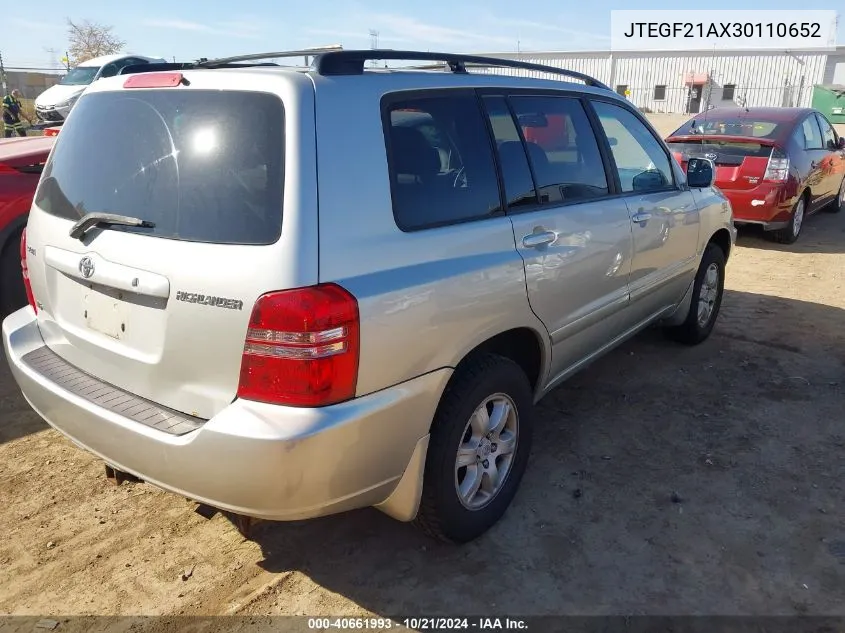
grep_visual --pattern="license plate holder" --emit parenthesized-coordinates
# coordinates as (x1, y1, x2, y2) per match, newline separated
(83, 290, 127, 340)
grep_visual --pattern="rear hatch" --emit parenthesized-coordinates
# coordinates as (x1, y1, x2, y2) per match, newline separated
(666, 136, 776, 191)
(24, 73, 310, 420)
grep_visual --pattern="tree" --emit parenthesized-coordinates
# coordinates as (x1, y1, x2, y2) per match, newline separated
(66, 19, 125, 66)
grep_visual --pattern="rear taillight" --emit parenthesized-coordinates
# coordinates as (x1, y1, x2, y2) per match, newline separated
(763, 147, 790, 182)
(20, 228, 37, 313)
(236, 284, 360, 407)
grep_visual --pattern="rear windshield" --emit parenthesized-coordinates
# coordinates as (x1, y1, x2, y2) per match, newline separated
(670, 117, 780, 139)
(35, 89, 285, 245)
(666, 139, 773, 162)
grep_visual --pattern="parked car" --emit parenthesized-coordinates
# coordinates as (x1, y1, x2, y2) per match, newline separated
(2, 50, 735, 544)
(0, 136, 54, 315)
(666, 107, 845, 244)
(35, 54, 167, 123)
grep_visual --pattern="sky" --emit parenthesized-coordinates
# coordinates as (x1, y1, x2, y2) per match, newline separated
(2, 0, 843, 70)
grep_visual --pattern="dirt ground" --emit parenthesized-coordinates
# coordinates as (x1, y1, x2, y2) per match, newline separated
(1, 210, 844, 621)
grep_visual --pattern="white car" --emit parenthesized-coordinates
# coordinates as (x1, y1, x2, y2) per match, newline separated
(34, 54, 166, 123)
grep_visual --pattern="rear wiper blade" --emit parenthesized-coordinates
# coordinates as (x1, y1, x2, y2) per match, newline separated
(69, 212, 155, 240)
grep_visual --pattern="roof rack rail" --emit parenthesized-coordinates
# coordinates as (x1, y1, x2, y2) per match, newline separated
(119, 46, 344, 76)
(196, 46, 343, 68)
(118, 48, 610, 91)
(120, 61, 282, 76)
(312, 50, 611, 90)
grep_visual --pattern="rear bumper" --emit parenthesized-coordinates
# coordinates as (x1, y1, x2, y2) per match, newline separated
(722, 182, 796, 230)
(2, 306, 448, 521)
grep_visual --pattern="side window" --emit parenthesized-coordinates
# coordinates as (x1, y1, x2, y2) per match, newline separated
(99, 63, 118, 78)
(509, 95, 609, 204)
(800, 115, 824, 150)
(104, 58, 144, 78)
(482, 96, 537, 209)
(591, 100, 674, 194)
(384, 93, 502, 231)
(816, 114, 837, 150)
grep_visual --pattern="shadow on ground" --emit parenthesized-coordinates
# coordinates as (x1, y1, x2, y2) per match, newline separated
(736, 208, 845, 253)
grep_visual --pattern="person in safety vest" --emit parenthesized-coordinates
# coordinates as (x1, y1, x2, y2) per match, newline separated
(2, 89, 32, 138)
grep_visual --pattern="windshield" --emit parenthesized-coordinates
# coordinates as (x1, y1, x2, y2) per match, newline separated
(670, 116, 781, 139)
(35, 89, 285, 245)
(59, 67, 100, 86)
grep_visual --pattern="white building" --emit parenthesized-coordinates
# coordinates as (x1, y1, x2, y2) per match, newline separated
(474, 46, 845, 114)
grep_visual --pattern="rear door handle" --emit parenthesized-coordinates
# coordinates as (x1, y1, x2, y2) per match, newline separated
(631, 211, 652, 223)
(522, 230, 558, 248)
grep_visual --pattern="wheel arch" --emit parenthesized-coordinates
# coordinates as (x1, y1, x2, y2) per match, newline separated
(376, 326, 549, 526)
(453, 326, 548, 397)
(708, 227, 733, 261)
(0, 212, 28, 258)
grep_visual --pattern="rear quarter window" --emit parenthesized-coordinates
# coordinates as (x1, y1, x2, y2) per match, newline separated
(383, 93, 502, 232)
(34, 89, 285, 245)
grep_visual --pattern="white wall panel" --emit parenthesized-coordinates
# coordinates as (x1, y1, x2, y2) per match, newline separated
(471, 48, 839, 112)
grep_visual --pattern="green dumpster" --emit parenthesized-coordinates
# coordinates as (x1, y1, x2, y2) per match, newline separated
(811, 85, 845, 124)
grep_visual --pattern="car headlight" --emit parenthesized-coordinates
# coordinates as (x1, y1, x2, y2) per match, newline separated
(57, 93, 81, 108)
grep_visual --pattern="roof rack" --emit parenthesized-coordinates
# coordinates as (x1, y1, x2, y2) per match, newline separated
(313, 50, 611, 90)
(119, 48, 610, 91)
(119, 46, 344, 76)
(120, 61, 281, 75)
(196, 46, 344, 68)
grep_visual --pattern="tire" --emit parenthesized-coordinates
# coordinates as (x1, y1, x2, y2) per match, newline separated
(828, 177, 845, 214)
(772, 195, 806, 244)
(0, 230, 27, 317)
(415, 354, 534, 544)
(663, 242, 726, 346)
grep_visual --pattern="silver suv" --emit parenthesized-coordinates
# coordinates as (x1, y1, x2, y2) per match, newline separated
(2, 50, 735, 543)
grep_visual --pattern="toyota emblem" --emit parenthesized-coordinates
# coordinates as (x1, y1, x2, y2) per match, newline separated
(78, 256, 95, 279)
(704, 152, 717, 160)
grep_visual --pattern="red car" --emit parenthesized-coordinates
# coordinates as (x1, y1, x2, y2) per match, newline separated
(0, 136, 55, 315)
(666, 107, 845, 243)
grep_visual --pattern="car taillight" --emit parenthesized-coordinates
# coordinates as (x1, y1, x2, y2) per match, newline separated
(20, 228, 37, 313)
(763, 147, 789, 182)
(236, 284, 359, 407)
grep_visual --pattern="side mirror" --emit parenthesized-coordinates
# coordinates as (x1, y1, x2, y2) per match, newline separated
(687, 157, 715, 189)
(838, 137, 845, 150)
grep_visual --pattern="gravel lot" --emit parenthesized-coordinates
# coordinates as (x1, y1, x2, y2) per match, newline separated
(1, 209, 844, 619)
